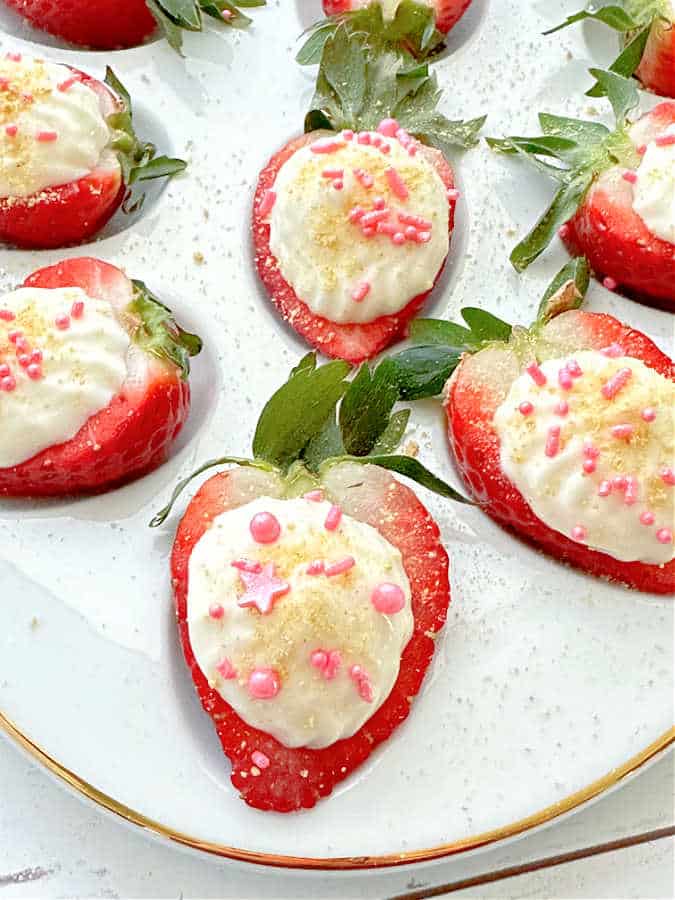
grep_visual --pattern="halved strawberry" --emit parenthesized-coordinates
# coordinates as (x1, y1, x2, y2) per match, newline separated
(0, 60, 185, 249)
(489, 71, 675, 307)
(252, 130, 457, 364)
(321, 0, 472, 34)
(395, 260, 675, 594)
(637, 12, 675, 97)
(0, 257, 201, 497)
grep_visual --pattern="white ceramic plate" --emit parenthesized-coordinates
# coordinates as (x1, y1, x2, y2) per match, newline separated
(0, 0, 672, 869)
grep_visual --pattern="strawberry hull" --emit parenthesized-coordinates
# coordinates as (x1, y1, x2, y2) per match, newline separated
(445, 309, 675, 595)
(253, 132, 457, 364)
(3, 0, 157, 49)
(171, 462, 450, 812)
(636, 15, 675, 98)
(322, 0, 473, 33)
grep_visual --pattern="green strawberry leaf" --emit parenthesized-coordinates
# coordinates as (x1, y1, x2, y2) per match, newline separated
(543, 5, 639, 35)
(296, 21, 337, 65)
(252, 356, 351, 470)
(371, 409, 410, 454)
(588, 67, 640, 122)
(145, 0, 264, 52)
(339, 361, 400, 457)
(587, 25, 652, 95)
(387, 344, 463, 399)
(461, 307, 512, 342)
(303, 412, 345, 473)
(536, 257, 590, 324)
(409, 318, 476, 347)
(352, 454, 473, 504)
(129, 280, 202, 380)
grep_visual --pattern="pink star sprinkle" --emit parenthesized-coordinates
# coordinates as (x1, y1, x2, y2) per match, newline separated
(385, 166, 409, 200)
(36, 130, 58, 142)
(208, 603, 225, 620)
(601, 367, 632, 400)
(231, 558, 262, 574)
(545, 425, 561, 458)
(307, 559, 325, 576)
(216, 658, 236, 680)
(258, 189, 276, 217)
(251, 751, 270, 770)
(526, 361, 547, 387)
(611, 423, 634, 440)
(519, 401, 534, 416)
(600, 343, 623, 358)
(622, 170, 637, 184)
(352, 281, 371, 302)
(325, 505, 342, 531)
(349, 665, 373, 703)
(656, 528, 673, 545)
(571, 525, 587, 542)
(249, 511, 281, 544)
(247, 667, 280, 699)
(55, 314, 70, 330)
(377, 118, 399, 137)
(325, 556, 355, 577)
(660, 467, 675, 486)
(371, 582, 405, 614)
(640, 511, 655, 526)
(602, 276, 618, 291)
(237, 562, 289, 615)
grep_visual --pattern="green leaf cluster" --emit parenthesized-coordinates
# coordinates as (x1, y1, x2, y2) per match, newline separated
(129, 280, 202, 381)
(146, 0, 265, 52)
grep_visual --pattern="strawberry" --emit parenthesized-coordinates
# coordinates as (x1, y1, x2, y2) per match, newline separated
(258, 25, 484, 363)
(2, 0, 265, 52)
(152, 353, 468, 811)
(489, 70, 675, 307)
(392, 258, 675, 594)
(321, 0, 472, 35)
(0, 257, 201, 497)
(0, 61, 185, 249)
(545, 1, 675, 99)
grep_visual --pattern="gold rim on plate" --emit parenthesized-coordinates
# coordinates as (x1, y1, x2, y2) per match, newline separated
(1, 708, 672, 869)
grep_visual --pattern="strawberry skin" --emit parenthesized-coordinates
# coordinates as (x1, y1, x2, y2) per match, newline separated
(446, 309, 675, 594)
(0, 69, 125, 250)
(253, 132, 456, 364)
(636, 13, 675, 98)
(0, 258, 190, 497)
(171, 461, 450, 812)
(3, 0, 156, 49)
(322, 0, 472, 33)
(565, 103, 675, 309)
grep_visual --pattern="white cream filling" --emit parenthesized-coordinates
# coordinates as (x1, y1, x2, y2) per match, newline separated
(0, 55, 110, 198)
(187, 496, 413, 749)
(632, 123, 675, 244)
(493, 350, 675, 565)
(268, 134, 450, 324)
(0, 287, 130, 468)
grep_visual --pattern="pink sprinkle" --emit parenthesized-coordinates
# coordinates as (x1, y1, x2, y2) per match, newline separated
(372, 135, 382, 148)
(8, 330, 22, 343)
(519, 401, 534, 416)
(70, 300, 84, 319)
(325, 650, 341, 679)
(379, 143, 391, 155)
(348, 205, 366, 223)
(322, 168, 343, 179)
(385, 167, 409, 200)
(407, 144, 418, 157)
(554, 400, 569, 417)
(395, 127, 411, 145)
(209, 603, 225, 620)
(231, 558, 262, 574)
(545, 426, 561, 458)
(17, 353, 30, 368)
(571, 525, 587, 542)
(0, 77, 9, 90)
(558, 368, 573, 391)
(0, 375, 16, 392)
(398, 213, 431, 230)
(247, 668, 280, 699)
(342, 129, 354, 141)
(376, 222, 399, 236)
(22, 92, 33, 103)
(351, 281, 371, 302)
(566, 359, 583, 378)
(600, 343, 623, 358)
(357, 132, 371, 145)
(349, 665, 373, 703)
(377, 118, 399, 137)
(26, 363, 42, 380)
(325, 505, 342, 531)
(611, 423, 634, 440)
(4, 124, 17, 137)
(362, 227, 376, 239)
(0, 364, 9, 377)
(624, 476, 639, 505)
(325, 556, 355, 577)
(622, 170, 638, 184)
(598, 480, 612, 497)
(6, 52, 21, 61)
(602, 276, 618, 291)
(655, 133, 675, 147)
(216, 658, 236, 680)
(371, 582, 405, 615)
(36, 131, 58, 142)
(310, 650, 328, 671)
(57, 76, 81, 92)
(311, 137, 346, 154)
(332, 179, 344, 190)
(582, 458, 596, 474)
(251, 751, 270, 770)
(258, 189, 276, 218)
(601, 367, 632, 400)
(0, 309, 15, 321)
(640, 511, 655, 526)
(558, 223, 570, 240)
(404, 225, 418, 240)
(641, 407, 657, 423)
(55, 315, 70, 330)
(391, 231, 406, 245)
(415, 231, 431, 243)
(583, 443, 600, 459)
(656, 528, 673, 545)
(373, 196, 385, 210)
(660, 467, 675, 486)
(221, 8, 233, 18)
(361, 209, 389, 227)
(307, 560, 325, 576)
(637, 144, 647, 155)
(30, 349, 42, 363)
(612, 475, 628, 492)
(526, 361, 547, 387)
(304, 489, 324, 502)
(250, 512, 281, 544)
(15, 336, 28, 352)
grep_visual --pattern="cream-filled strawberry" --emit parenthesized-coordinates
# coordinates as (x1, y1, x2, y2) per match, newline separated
(0, 53, 184, 249)
(187, 496, 413, 749)
(0, 257, 201, 496)
(631, 121, 675, 244)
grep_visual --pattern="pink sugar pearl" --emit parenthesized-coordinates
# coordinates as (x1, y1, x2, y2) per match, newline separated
(251, 750, 270, 770)
(371, 583, 405, 614)
(640, 511, 655, 526)
(571, 525, 587, 542)
(208, 603, 225, 620)
(641, 407, 657, 423)
(249, 512, 281, 544)
(656, 529, 673, 545)
(216, 658, 236, 679)
(248, 668, 280, 700)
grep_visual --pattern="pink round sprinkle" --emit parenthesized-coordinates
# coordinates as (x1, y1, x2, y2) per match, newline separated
(582, 459, 596, 474)
(216, 658, 236, 680)
(311, 650, 328, 670)
(325, 556, 355, 577)
(405, 225, 417, 240)
(583, 443, 600, 459)
(8, 330, 22, 343)
(526, 361, 547, 387)
(325, 505, 342, 531)
(307, 559, 325, 576)
(641, 407, 657, 422)
(208, 603, 225, 620)
(622, 170, 637, 184)
(545, 425, 561, 458)
(640, 511, 655, 526)
(656, 528, 673, 545)
(373, 196, 385, 210)
(71, 300, 84, 319)
(342, 129, 354, 141)
(304, 489, 324, 502)
(357, 132, 371, 145)
(598, 480, 612, 497)
(554, 400, 569, 417)
(377, 118, 399, 137)
(416, 231, 431, 243)
(251, 750, 270, 770)
(248, 668, 280, 699)
(15, 336, 28, 352)
(332, 179, 344, 190)
(348, 205, 366, 223)
(0, 309, 15, 321)
(26, 363, 42, 380)
(407, 144, 418, 157)
(600, 343, 623, 358)
(571, 525, 587, 542)
(17, 353, 30, 368)
(36, 130, 58, 142)
(55, 314, 70, 330)
(0, 375, 16, 392)
(660, 467, 675, 486)
(258, 189, 276, 218)
(351, 281, 371, 302)
(380, 143, 391, 155)
(30, 349, 42, 363)
(566, 359, 583, 378)
(558, 368, 573, 391)
(519, 401, 534, 416)
(637, 144, 647, 155)
(0, 364, 9, 377)
(392, 231, 406, 245)
(611, 423, 634, 440)
(4, 124, 17, 137)
(362, 227, 376, 239)
(371, 582, 405, 614)
(250, 512, 281, 544)
(372, 135, 382, 147)
(602, 276, 618, 291)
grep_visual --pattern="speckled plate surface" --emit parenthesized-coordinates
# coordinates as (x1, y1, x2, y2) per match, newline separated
(0, 0, 673, 868)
